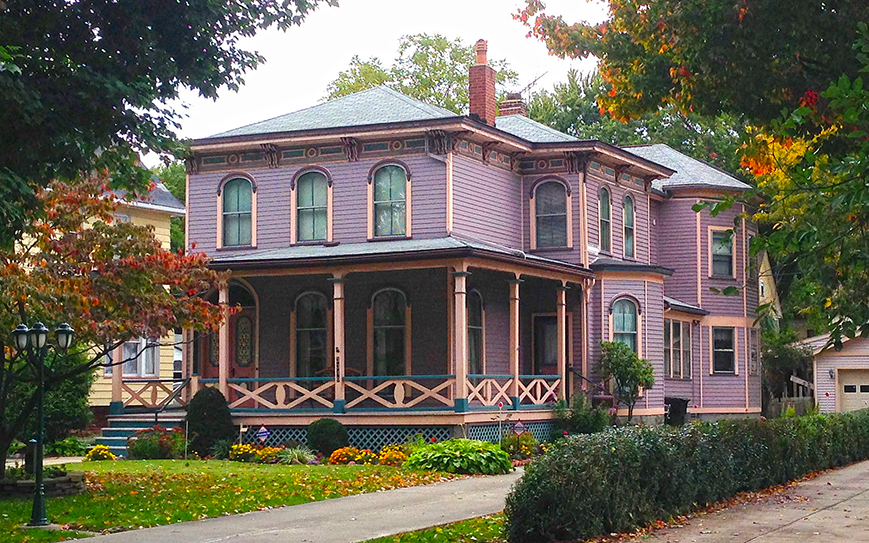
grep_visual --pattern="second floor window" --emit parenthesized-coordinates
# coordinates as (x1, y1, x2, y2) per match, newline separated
(664, 319, 691, 379)
(612, 298, 638, 352)
(599, 187, 611, 252)
(468, 290, 484, 374)
(712, 230, 734, 277)
(535, 181, 568, 248)
(624, 195, 635, 258)
(223, 177, 252, 246)
(297, 172, 328, 241)
(373, 165, 407, 237)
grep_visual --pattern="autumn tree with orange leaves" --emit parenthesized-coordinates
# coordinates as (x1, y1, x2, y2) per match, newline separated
(0, 176, 225, 475)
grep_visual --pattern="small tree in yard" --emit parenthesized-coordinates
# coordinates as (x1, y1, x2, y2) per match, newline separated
(598, 341, 655, 423)
(0, 175, 225, 477)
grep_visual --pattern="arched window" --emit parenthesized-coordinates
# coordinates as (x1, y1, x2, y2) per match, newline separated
(468, 290, 484, 374)
(295, 292, 329, 378)
(373, 165, 408, 237)
(612, 298, 638, 352)
(222, 178, 253, 246)
(296, 172, 329, 242)
(623, 195, 635, 258)
(535, 181, 568, 248)
(599, 187, 611, 252)
(372, 289, 407, 375)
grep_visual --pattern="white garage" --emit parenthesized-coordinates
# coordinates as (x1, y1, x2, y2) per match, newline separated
(808, 334, 869, 413)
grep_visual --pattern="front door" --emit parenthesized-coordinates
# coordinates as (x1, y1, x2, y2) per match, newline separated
(532, 314, 571, 375)
(198, 309, 257, 381)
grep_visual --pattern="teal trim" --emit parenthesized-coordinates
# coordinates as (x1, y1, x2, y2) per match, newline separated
(511, 397, 521, 410)
(467, 374, 514, 379)
(518, 374, 562, 380)
(344, 374, 455, 382)
(230, 408, 333, 414)
(344, 407, 455, 413)
(454, 398, 468, 413)
(109, 401, 124, 415)
(227, 377, 333, 383)
(199, 378, 219, 383)
(333, 399, 346, 414)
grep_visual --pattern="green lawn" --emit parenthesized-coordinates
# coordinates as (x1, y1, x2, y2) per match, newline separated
(1, 460, 455, 542)
(366, 514, 506, 543)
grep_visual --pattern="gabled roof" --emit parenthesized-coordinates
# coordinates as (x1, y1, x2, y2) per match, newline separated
(114, 179, 185, 215)
(211, 86, 460, 138)
(664, 296, 709, 316)
(626, 144, 752, 193)
(495, 115, 578, 143)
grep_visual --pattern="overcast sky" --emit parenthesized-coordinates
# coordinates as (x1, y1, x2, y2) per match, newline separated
(155, 0, 607, 164)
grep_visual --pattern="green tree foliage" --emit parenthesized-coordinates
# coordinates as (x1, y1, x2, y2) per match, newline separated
(761, 331, 813, 401)
(0, 0, 335, 248)
(325, 34, 518, 114)
(186, 387, 236, 458)
(527, 70, 748, 172)
(598, 341, 654, 423)
(154, 163, 187, 252)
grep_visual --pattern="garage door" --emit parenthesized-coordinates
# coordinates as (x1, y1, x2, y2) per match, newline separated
(840, 369, 869, 412)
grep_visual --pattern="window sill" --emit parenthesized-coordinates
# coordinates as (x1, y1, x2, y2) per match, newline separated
(711, 371, 737, 376)
(216, 245, 257, 251)
(530, 246, 573, 253)
(368, 235, 412, 242)
(292, 240, 339, 247)
(709, 274, 736, 280)
(665, 377, 693, 381)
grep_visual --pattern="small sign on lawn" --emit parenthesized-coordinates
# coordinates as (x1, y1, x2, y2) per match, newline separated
(256, 425, 271, 443)
(513, 421, 526, 436)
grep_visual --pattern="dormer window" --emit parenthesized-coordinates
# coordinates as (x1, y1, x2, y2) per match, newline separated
(222, 177, 253, 247)
(599, 187, 611, 253)
(370, 164, 410, 238)
(534, 181, 569, 248)
(623, 194, 635, 258)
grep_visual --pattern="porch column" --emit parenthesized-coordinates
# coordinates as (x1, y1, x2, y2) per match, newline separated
(452, 267, 471, 413)
(218, 282, 230, 399)
(556, 283, 569, 400)
(109, 344, 123, 415)
(508, 277, 523, 410)
(330, 275, 347, 413)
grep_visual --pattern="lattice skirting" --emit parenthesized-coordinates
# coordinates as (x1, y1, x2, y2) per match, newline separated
(466, 421, 555, 443)
(242, 425, 453, 451)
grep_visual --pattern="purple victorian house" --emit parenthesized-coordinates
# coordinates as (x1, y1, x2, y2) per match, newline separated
(174, 41, 761, 447)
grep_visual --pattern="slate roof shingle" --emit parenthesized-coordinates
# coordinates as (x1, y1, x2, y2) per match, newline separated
(626, 144, 752, 192)
(494, 115, 578, 143)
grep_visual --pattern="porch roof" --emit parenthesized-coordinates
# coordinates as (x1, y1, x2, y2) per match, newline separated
(663, 296, 709, 316)
(589, 256, 674, 276)
(209, 236, 594, 278)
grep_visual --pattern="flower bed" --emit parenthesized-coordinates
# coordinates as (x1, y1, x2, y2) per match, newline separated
(505, 411, 869, 543)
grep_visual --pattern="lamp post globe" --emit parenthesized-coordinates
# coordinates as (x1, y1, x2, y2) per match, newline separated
(55, 323, 74, 350)
(12, 324, 29, 351)
(29, 322, 49, 350)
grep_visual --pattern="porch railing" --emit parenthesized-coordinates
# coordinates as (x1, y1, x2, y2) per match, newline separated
(518, 375, 561, 406)
(121, 378, 190, 409)
(221, 377, 336, 410)
(343, 375, 455, 410)
(467, 374, 513, 407)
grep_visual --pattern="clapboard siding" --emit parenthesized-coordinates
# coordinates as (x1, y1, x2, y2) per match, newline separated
(187, 155, 446, 253)
(815, 338, 869, 413)
(452, 155, 522, 248)
(468, 269, 512, 375)
(520, 172, 583, 264)
(658, 197, 701, 305)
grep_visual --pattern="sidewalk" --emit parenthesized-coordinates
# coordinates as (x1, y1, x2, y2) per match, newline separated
(647, 460, 869, 542)
(5, 456, 83, 468)
(91, 468, 523, 543)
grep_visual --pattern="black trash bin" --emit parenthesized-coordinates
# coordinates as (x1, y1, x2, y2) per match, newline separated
(665, 397, 690, 426)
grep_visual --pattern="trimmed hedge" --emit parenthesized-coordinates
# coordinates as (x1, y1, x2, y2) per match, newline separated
(505, 410, 869, 543)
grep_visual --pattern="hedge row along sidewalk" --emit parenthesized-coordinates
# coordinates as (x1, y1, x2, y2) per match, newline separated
(506, 410, 869, 543)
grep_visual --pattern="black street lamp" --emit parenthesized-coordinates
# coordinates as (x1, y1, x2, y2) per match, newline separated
(13, 322, 75, 527)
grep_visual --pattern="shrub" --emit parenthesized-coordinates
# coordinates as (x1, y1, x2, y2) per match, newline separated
(553, 397, 612, 438)
(186, 387, 236, 458)
(501, 432, 539, 459)
(126, 426, 186, 460)
(307, 418, 349, 456)
(379, 444, 408, 467)
(84, 444, 116, 462)
(405, 439, 512, 475)
(276, 446, 316, 465)
(46, 436, 89, 456)
(210, 438, 234, 460)
(505, 410, 869, 543)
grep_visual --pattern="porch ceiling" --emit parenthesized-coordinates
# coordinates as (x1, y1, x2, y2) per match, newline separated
(209, 236, 594, 281)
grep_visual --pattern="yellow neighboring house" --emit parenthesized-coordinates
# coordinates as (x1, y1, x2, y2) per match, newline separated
(758, 251, 782, 330)
(88, 180, 185, 417)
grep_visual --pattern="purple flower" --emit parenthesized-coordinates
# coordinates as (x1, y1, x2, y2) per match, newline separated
(609, 407, 618, 415)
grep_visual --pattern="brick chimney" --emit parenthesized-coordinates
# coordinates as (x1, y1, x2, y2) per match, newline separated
(499, 92, 527, 117)
(469, 39, 497, 126)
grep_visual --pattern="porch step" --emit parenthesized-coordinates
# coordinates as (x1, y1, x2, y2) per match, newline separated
(97, 412, 187, 456)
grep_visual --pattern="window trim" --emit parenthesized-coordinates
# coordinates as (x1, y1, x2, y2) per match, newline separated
(708, 226, 736, 279)
(623, 194, 635, 259)
(367, 287, 412, 376)
(105, 337, 160, 378)
(664, 318, 692, 379)
(289, 290, 333, 379)
(217, 173, 257, 249)
(368, 161, 412, 240)
(609, 296, 641, 355)
(599, 186, 612, 253)
(710, 326, 737, 374)
(467, 289, 486, 374)
(529, 177, 573, 250)
(291, 167, 333, 244)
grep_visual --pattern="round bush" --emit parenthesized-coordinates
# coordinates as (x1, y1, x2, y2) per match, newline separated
(404, 439, 512, 475)
(186, 387, 236, 457)
(307, 418, 349, 456)
(126, 426, 186, 459)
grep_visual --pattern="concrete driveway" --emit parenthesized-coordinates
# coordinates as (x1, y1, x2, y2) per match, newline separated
(647, 460, 869, 542)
